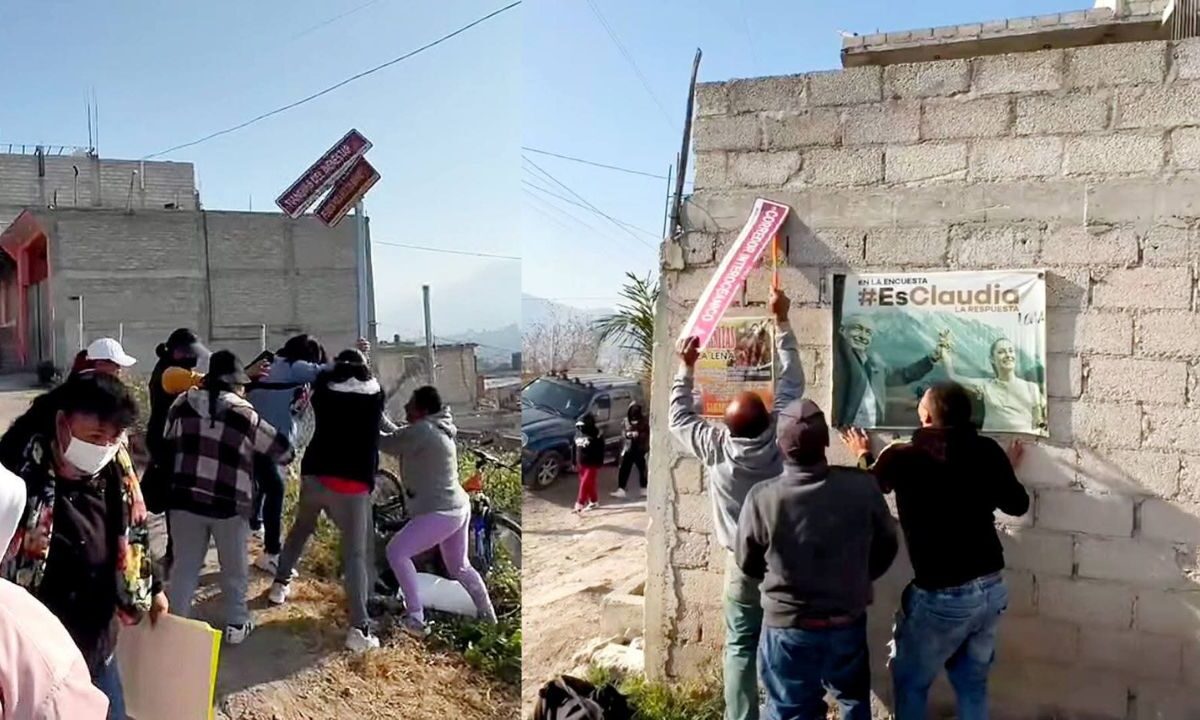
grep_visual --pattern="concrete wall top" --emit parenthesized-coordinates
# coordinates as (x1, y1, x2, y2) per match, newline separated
(0, 154, 196, 212)
(841, 2, 1170, 67)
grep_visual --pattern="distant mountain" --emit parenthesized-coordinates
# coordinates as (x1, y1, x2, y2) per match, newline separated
(440, 324, 521, 367)
(522, 294, 610, 327)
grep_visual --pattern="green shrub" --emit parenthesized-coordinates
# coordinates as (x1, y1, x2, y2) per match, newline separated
(586, 667, 723, 720)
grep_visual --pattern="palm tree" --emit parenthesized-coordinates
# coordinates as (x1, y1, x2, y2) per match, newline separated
(594, 272, 659, 380)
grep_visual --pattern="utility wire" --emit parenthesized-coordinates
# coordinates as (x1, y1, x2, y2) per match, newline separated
(523, 156, 657, 250)
(523, 189, 605, 237)
(142, 1, 520, 159)
(521, 179, 660, 239)
(374, 240, 519, 261)
(290, 0, 383, 41)
(584, 0, 676, 131)
(521, 146, 668, 179)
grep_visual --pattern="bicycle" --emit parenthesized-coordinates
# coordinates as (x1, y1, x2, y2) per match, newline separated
(370, 441, 522, 596)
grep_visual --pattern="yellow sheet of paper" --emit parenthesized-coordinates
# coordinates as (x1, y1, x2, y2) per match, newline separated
(116, 615, 221, 720)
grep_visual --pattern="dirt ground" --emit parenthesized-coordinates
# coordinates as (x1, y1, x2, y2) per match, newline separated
(521, 466, 648, 718)
(0, 377, 518, 720)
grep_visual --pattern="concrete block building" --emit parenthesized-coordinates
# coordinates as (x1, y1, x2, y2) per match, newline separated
(648, 1, 1200, 716)
(0, 149, 374, 372)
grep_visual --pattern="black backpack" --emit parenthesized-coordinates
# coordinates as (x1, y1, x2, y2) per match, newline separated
(533, 676, 632, 720)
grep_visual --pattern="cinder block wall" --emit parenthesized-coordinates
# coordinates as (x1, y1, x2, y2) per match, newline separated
(0, 154, 196, 212)
(41, 208, 358, 369)
(648, 38, 1200, 718)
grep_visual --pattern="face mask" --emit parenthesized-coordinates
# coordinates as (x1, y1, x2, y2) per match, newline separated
(63, 435, 121, 476)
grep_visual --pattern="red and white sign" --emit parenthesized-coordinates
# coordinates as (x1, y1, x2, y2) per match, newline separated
(276, 129, 371, 218)
(315, 157, 380, 227)
(678, 198, 791, 349)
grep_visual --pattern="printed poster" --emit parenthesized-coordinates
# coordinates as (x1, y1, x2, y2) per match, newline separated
(117, 614, 221, 720)
(831, 270, 1047, 435)
(694, 317, 776, 418)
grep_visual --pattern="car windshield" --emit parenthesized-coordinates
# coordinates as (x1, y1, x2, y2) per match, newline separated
(522, 378, 591, 418)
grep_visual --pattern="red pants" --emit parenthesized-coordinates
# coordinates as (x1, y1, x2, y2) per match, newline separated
(577, 465, 600, 506)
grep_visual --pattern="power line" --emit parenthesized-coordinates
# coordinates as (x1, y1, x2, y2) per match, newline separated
(290, 0, 383, 41)
(521, 178, 660, 239)
(584, 0, 676, 131)
(374, 240, 519, 261)
(142, 1, 520, 159)
(523, 189, 604, 237)
(521, 146, 668, 179)
(522, 156, 658, 250)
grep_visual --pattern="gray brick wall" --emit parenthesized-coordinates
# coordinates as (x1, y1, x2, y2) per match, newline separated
(649, 36, 1200, 718)
(0, 154, 196, 213)
(35, 208, 359, 370)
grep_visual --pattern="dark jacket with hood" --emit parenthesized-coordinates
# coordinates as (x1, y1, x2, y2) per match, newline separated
(861, 427, 1030, 591)
(736, 460, 898, 628)
(668, 321, 805, 551)
(300, 368, 386, 489)
(575, 421, 605, 468)
(622, 415, 649, 455)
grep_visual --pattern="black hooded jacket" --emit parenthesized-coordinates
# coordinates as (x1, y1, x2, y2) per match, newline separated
(861, 427, 1030, 591)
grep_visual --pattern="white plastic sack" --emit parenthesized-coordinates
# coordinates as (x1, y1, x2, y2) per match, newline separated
(416, 572, 477, 617)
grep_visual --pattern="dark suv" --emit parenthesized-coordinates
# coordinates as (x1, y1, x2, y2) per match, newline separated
(521, 372, 645, 489)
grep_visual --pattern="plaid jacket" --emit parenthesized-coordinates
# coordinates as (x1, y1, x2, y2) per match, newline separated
(165, 387, 294, 519)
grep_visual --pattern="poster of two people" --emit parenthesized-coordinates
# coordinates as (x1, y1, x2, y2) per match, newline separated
(832, 270, 1048, 436)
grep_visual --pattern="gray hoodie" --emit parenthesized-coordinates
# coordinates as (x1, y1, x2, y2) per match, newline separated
(669, 321, 805, 551)
(392, 407, 469, 516)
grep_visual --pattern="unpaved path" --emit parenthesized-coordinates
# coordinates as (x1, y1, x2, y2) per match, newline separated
(521, 467, 647, 717)
(0, 378, 518, 720)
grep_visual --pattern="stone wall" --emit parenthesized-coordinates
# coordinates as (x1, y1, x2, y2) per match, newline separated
(648, 37, 1200, 718)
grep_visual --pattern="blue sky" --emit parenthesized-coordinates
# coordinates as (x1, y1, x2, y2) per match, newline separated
(522, 0, 1083, 310)
(0, 0, 519, 342)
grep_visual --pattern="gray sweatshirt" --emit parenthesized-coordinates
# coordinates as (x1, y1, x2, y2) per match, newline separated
(736, 462, 898, 628)
(392, 407, 469, 516)
(669, 321, 804, 551)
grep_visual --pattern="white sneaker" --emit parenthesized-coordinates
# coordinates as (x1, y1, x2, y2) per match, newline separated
(267, 582, 290, 606)
(585, 501, 599, 511)
(345, 626, 381, 652)
(611, 488, 627, 499)
(254, 554, 278, 574)
(224, 620, 255, 645)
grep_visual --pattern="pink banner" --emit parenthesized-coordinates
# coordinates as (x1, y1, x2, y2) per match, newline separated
(678, 198, 791, 349)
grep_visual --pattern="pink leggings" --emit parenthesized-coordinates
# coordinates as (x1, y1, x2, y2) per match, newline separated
(385, 509, 496, 623)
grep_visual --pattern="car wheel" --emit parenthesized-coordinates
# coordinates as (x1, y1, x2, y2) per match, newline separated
(527, 452, 563, 490)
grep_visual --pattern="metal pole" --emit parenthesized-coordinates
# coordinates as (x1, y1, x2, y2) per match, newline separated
(661, 162, 674, 239)
(354, 200, 369, 341)
(668, 49, 703, 240)
(260, 324, 267, 352)
(69, 296, 84, 350)
(422, 284, 436, 384)
(118, 323, 123, 344)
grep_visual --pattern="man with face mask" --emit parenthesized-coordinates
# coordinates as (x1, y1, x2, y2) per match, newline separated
(0, 463, 110, 719)
(0, 373, 167, 720)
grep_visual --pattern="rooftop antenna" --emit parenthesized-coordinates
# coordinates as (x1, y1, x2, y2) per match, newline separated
(86, 94, 93, 152)
(93, 88, 99, 156)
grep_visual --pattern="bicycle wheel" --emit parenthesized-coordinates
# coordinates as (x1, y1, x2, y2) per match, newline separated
(372, 468, 404, 507)
(493, 512, 522, 569)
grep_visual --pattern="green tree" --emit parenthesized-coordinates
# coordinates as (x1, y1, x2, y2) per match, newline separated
(594, 272, 659, 379)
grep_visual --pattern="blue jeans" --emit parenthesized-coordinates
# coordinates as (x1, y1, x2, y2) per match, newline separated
(892, 573, 1008, 720)
(724, 553, 763, 720)
(758, 618, 871, 720)
(93, 655, 127, 720)
(250, 457, 285, 554)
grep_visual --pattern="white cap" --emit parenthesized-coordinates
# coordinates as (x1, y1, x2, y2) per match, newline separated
(86, 338, 137, 367)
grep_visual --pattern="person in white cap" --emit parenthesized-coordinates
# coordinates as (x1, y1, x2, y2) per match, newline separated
(83, 339, 137, 378)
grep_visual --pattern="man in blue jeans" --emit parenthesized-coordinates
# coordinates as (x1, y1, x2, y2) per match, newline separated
(737, 399, 898, 719)
(670, 288, 804, 720)
(842, 381, 1029, 720)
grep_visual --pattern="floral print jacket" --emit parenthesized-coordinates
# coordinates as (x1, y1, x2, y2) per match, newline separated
(0, 430, 160, 620)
